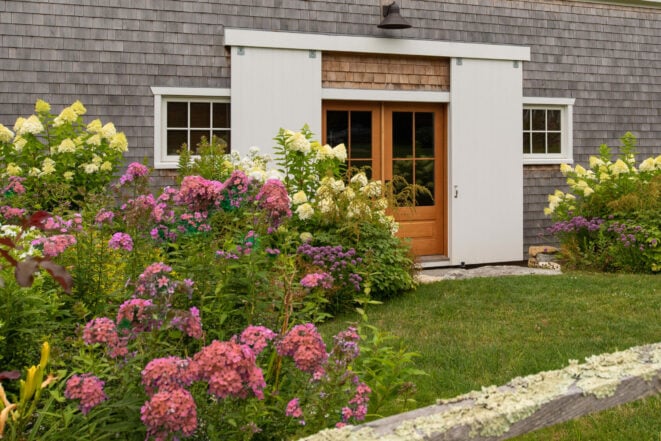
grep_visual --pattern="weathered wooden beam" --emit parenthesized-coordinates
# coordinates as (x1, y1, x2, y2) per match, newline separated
(303, 342, 661, 441)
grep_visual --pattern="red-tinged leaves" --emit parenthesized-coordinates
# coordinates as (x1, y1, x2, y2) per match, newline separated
(26, 211, 52, 230)
(0, 371, 21, 382)
(0, 237, 14, 248)
(15, 258, 39, 288)
(39, 260, 73, 293)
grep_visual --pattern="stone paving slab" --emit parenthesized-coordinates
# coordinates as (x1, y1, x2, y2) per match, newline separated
(417, 265, 562, 283)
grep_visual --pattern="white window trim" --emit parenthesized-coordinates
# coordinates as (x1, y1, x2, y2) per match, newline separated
(523, 97, 575, 165)
(151, 87, 231, 169)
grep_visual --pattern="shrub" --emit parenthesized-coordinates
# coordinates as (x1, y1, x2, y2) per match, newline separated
(544, 132, 661, 272)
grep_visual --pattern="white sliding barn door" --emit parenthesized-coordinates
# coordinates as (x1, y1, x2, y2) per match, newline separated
(449, 58, 523, 265)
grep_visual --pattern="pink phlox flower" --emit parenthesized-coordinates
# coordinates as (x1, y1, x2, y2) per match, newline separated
(82, 317, 127, 358)
(140, 388, 197, 440)
(135, 262, 174, 297)
(41, 214, 83, 233)
(171, 307, 204, 339)
(94, 209, 114, 226)
(285, 397, 305, 425)
(65, 374, 107, 415)
(108, 232, 133, 251)
(300, 272, 334, 289)
(255, 179, 291, 227)
(192, 339, 265, 399)
(141, 356, 197, 396)
(222, 170, 253, 209)
(345, 382, 371, 422)
(239, 325, 277, 355)
(277, 323, 328, 375)
(176, 175, 225, 211)
(118, 162, 149, 186)
(0, 205, 25, 219)
(31, 234, 77, 257)
(116, 298, 154, 334)
(3, 176, 26, 195)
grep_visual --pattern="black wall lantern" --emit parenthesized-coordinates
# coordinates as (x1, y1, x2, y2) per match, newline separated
(378, 1, 412, 29)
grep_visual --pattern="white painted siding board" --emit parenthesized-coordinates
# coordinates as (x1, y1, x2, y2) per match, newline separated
(449, 58, 523, 265)
(231, 46, 322, 157)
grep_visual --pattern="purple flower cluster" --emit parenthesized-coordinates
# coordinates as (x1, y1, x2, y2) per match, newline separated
(330, 326, 361, 366)
(108, 232, 133, 251)
(547, 216, 604, 235)
(607, 221, 656, 251)
(65, 374, 107, 415)
(297, 244, 364, 291)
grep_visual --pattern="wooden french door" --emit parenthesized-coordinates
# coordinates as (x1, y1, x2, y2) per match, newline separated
(322, 101, 447, 257)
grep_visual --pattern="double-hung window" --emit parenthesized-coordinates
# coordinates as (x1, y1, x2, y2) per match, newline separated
(523, 97, 574, 165)
(152, 87, 231, 169)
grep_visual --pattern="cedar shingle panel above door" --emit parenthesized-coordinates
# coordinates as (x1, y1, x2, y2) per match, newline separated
(322, 52, 450, 91)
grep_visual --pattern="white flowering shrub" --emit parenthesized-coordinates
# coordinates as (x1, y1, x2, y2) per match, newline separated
(0, 100, 128, 211)
(545, 132, 661, 272)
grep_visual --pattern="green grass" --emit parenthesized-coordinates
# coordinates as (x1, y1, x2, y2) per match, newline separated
(321, 272, 661, 440)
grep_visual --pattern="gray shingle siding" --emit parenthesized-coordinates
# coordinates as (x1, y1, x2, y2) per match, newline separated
(2, 0, 661, 256)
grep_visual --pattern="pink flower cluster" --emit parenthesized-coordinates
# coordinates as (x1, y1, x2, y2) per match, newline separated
(176, 175, 226, 211)
(141, 388, 197, 441)
(141, 356, 197, 396)
(171, 307, 204, 339)
(255, 179, 291, 229)
(40, 214, 83, 233)
(116, 298, 155, 334)
(341, 381, 371, 423)
(82, 317, 127, 358)
(31, 234, 77, 257)
(108, 232, 133, 251)
(3, 176, 25, 195)
(118, 162, 149, 186)
(331, 326, 361, 366)
(277, 323, 328, 377)
(134, 262, 175, 298)
(121, 193, 171, 224)
(285, 397, 305, 425)
(223, 170, 252, 209)
(192, 339, 266, 399)
(239, 325, 277, 355)
(0, 205, 25, 219)
(64, 374, 107, 415)
(94, 208, 114, 225)
(300, 272, 334, 289)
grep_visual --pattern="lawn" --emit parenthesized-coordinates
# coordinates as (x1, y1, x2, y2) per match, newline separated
(321, 272, 661, 440)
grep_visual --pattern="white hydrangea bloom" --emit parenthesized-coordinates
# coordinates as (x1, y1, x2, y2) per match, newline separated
(292, 191, 308, 205)
(16, 115, 44, 135)
(350, 172, 368, 187)
(0, 124, 14, 143)
(295, 203, 314, 220)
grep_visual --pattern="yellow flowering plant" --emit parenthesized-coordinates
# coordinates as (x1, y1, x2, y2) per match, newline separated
(0, 100, 128, 212)
(545, 132, 661, 272)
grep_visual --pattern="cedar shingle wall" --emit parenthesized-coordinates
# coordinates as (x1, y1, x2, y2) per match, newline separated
(2, 0, 661, 255)
(322, 53, 450, 91)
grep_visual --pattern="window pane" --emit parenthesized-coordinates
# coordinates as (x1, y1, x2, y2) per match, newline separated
(415, 112, 434, 158)
(531, 109, 546, 130)
(547, 110, 561, 131)
(523, 132, 531, 154)
(190, 102, 210, 128)
(351, 111, 372, 159)
(547, 132, 561, 154)
(167, 102, 187, 128)
(190, 130, 211, 154)
(212, 130, 231, 153)
(349, 160, 372, 179)
(532, 133, 546, 154)
(327, 111, 348, 147)
(213, 103, 230, 128)
(167, 130, 187, 155)
(523, 109, 531, 131)
(392, 160, 413, 194)
(416, 159, 435, 206)
(393, 112, 413, 158)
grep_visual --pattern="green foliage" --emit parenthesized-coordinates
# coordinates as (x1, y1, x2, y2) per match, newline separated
(544, 132, 661, 273)
(177, 135, 231, 183)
